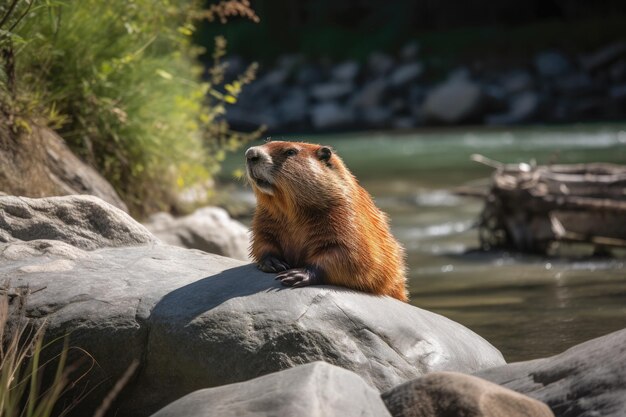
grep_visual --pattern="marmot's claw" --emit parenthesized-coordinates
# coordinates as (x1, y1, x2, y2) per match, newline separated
(276, 268, 320, 287)
(258, 256, 289, 273)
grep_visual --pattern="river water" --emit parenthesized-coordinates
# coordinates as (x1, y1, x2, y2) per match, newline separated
(221, 124, 626, 362)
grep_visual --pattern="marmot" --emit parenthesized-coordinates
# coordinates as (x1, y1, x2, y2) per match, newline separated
(245, 140, 408, 302)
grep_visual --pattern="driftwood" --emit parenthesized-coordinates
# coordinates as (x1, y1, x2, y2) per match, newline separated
(472, 154, 626, 254)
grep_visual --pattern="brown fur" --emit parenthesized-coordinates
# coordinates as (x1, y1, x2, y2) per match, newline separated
(247, 141, 408, 302)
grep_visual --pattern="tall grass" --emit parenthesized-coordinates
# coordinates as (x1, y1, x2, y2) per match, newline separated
(1, 0, 262, 216)
(0, 287, 73, 417)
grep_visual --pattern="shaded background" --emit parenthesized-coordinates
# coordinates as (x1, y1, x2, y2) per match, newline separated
(197, 0, 626, 133)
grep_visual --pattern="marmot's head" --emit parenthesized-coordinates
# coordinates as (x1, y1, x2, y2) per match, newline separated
(245, 141, 352, 207)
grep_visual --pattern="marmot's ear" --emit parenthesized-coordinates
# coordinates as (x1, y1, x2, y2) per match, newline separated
(318, 146, 332, 161)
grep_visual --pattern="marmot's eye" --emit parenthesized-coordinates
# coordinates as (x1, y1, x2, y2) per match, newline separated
(284, 149, 298, 157)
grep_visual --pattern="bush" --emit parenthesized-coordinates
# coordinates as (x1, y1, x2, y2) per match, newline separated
(0, 0, 262, 216)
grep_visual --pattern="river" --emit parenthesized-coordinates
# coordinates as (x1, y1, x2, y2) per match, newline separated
(220, 124, 626, 362)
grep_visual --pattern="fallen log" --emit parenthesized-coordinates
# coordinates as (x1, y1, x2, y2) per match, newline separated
(472, 154, 626, 254)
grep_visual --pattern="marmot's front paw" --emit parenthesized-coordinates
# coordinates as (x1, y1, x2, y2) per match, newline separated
(258, 255, 290, 273)
(276, 268, 322, 288)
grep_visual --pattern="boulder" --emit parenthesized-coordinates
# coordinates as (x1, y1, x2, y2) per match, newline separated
(276, 89, 310, 126)
(143, 206, 250, 261)
(310, 102, 356, 130)
(422, 78, 485, 124)
(150, 362, 392, 417)
(476, 328, 626, 417)
(0, 195, 155, 250)
(382, 372, 554, 417)
(1, 195, 504, 416)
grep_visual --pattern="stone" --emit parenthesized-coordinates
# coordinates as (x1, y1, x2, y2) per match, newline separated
(150, 362, 392, 417)
(310, 102, 355, 130)
(0, 195, 156, 250)
(1, 245, 504, 416)
(610, 84, 626, 100)
(0, 125, 128, 212)
(350, 78, 388, 110)
(500, 70, 535, 94)
(359, 106, 393, 128)
(476, 328, 626, 417)
(143, 206, 250, 261)
(368, 52, 395, 76)
(382, 372, 554, 417)
(553, 72, 600, 97)
(390, 63, 424, 87)
(332, 61, 360, 82)
(609, 59, 626, 82)
(0, 194, 504, 416)
(485, 92, 541, 125)
(534, 51, 572, 78)
(422, 78, 485, 124)
(580, 42, 626, 73)
(275, 88, 310, 126)
(400, 41, 420, 61)
(391, 117, 417, 130)
(310, 82, 354, 101)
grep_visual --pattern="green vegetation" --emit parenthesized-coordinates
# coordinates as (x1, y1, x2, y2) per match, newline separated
(0, 0, 262, 216)
(0, 288, 73, 417)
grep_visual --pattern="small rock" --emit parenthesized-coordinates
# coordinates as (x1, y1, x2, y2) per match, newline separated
(382, 371, 554, 417)
(310, 102, 355, 129)
(350, 78, 388, 110)
(391, 117, 416, 130)
(486, 92, 541, 125)
(359, 106, 393, 128)
(276, 89, 310, 126)
(609, 59, 626, 82)
(331, 61, 360, 82)
(257, 68, 289, 89)
(390, 62, 424, 87)
(553, 72, 600, 96)
(580, 42, 626, 72)
(296, 65, 324, 85)
(500, 70, 535, 94)
(610, 84, 626, 100)
(534, 51, 572, 78)
(368, 52, 395, 75)
(150, 362, 392, 417)
(400, 41, 420, 61)
(422, 78, 485, 124)
(143, 206, 250, 261)
(311, 82, 354, 101)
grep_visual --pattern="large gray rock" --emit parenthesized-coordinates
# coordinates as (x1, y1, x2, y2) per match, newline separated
(151, 362, 392, 417)
(1, 247, 504, 416)
(422, 78, 485, 124)
(0, 195, 155, 250)
(476, 328, 626, 417)
(143, 206, 250, 261)
(382, 372, 554, 417)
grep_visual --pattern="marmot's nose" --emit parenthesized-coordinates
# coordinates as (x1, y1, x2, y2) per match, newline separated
(245, 147, 261, 163)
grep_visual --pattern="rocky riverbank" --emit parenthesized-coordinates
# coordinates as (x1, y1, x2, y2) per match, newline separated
(1, 195, 625, 417)
(225, 42, 626, 133)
